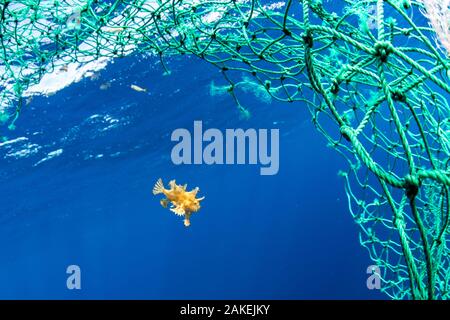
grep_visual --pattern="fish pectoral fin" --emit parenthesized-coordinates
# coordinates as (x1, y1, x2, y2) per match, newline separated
(160, 199, 169, 208)
(170, 205, 185, 216)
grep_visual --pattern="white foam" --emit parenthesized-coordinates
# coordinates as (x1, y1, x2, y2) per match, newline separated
(34, 148, 64, 166)
(0, 137, 28, 148)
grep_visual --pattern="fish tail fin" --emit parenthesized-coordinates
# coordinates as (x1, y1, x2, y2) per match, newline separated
(152, 178, 165, 195)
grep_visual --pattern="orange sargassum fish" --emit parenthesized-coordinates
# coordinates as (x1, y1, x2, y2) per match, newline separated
(152, 178, 204, 227)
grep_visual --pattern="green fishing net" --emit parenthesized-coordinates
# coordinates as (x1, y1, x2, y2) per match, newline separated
(1, 0, 449, 299)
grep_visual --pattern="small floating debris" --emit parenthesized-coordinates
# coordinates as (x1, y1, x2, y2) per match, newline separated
(100, 82, 111, 90)
(130, 84, 147, 93)
(66, 11, 81, 30)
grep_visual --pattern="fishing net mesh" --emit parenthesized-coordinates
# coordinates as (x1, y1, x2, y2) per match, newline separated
(1, 0, 449, 299)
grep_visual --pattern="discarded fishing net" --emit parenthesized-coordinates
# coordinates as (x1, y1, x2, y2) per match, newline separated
(1, 0, 449, 300)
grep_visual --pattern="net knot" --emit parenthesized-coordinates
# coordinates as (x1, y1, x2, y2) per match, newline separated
(302, 32, 313, 48)
(374, 41, 393, 62)
(391, 89, 406, 102)
(340, 125, 352, 142)
(404, 174, 420, 200)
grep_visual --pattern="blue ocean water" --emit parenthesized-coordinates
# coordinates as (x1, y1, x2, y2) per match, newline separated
(0, 51, 384, 299)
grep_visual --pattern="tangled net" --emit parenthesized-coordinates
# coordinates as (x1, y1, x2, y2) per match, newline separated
(1, 0, 450, 299)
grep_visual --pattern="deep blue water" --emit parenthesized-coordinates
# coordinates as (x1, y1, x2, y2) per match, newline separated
(0, 52, 384, 299)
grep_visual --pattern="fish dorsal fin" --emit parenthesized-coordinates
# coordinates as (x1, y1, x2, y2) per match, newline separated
(182, 184, 187, 190)
(169, 179, 176, 189)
